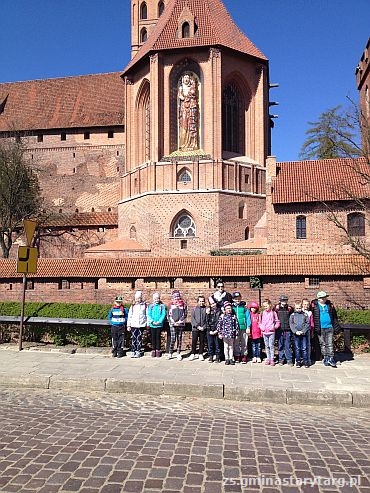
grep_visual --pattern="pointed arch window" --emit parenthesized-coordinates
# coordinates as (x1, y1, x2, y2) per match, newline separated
(182, 22, 190, 38)
(130, 226, 137, 240)
(140, 28, 148, 42)
(158, 1, 165, 16)
(173, 213, 196, 237)
(178, 169, 192, 184)
(348, 212, 365, 236)
(296, 215, 307, 239)
(140, 2, 147, 19)
(222, 83, 242, 153)
(238, 202, 246, 219)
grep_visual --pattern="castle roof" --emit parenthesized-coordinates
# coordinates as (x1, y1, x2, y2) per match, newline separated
(0, 72, 125, 132)
(41, 212, 118, 228)
(0, 254, 367, 279)
(123, 0, 267, 75)
(272, 157, 370, 204)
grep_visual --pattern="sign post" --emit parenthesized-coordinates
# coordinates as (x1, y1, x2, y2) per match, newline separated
(17, 220, 38, 351)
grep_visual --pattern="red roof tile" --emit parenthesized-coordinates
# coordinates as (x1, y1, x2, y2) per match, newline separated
(123, 0, 267, 75)
(272, 158, 370, 204)
(42, 212, 118, 228)
(0, 255, 368, 279)
(0, 73, 125, 132)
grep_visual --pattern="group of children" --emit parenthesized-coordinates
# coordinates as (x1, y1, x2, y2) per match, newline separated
(108, 287, 341, 368)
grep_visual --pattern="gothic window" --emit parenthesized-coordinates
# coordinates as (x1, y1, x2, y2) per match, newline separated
(140, 2, 147, 19)
(222, 83, 242, 153)
(145, 97, 150, 160)
(182, 22, 190, 38)
(178, 169, 192, 183)
(296, 215, 307, 239)
(158, 1, 165, 16)
(347, 212, 365, 236)
(173, 213, 196, 237)
(245, 227, 250, 240)
(130, 226, 137, 240)
(140, 28, 148, 42)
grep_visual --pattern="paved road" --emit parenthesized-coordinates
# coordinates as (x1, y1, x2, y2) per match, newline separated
(0, 390, 369, 493)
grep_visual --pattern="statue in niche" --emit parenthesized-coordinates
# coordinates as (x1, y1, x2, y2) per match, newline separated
(178, 72, 199, 151)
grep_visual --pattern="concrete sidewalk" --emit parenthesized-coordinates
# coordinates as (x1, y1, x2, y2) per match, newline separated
(0, 346, 370, 407)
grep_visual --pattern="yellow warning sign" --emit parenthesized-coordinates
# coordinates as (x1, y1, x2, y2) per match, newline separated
(23, 220, 37, 247)
(17, 246, 38, 274)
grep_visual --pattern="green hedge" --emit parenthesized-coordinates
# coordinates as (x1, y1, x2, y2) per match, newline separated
(0, 302, 114, 319)
(337, 309, 370, 325)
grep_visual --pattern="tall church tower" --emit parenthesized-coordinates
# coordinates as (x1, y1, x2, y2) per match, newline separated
(118, 0, 271, 257)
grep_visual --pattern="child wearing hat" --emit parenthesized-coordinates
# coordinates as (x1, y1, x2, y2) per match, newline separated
(232, 291, 251, 364)
(127, 291, 148, 358)
(107, 296, 128, 358)
(206, 296, 222, 363)
(216, 301, 240, 365)
(248, 301, 262, 363)
(147, 293, 167, 357)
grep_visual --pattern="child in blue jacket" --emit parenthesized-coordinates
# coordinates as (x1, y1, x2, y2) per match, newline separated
(107, 296, 128, 358)
(147, 293, 167, 357)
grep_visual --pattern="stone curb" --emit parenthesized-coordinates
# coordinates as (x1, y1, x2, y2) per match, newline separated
(1, 373, 370, 408)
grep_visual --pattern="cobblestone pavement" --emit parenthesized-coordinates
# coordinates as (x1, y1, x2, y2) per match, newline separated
(0, 390, 369, 493)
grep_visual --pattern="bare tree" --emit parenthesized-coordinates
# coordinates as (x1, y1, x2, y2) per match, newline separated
(0, 135, 42, 258)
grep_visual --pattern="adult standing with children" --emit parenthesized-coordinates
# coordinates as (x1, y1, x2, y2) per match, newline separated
(127, 291, 147, 358)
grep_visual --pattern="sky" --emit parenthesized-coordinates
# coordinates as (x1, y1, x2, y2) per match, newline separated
(1, 0, 369, 162)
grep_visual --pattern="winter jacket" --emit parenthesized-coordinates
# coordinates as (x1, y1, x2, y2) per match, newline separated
(127, 302, 147, 328)
(191, 306, 208, 331)
(289, 311, 310, 335)
(232, 302, 251, 331)
(250, 312, 262, 339)
(259, 309, 280, 336)
(311, 299, 341, 335)
(275, 304, 293, 330)
(168, 303, 187, 327)
(107, 306, 128, 327)
(206, 307, 222, 335)
(216, 313, 239, 339)
(147, 302, 167, 329)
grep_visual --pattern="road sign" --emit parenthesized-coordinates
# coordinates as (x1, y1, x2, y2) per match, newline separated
(23, 220, 37, 247)
(17, 246, 38, 274)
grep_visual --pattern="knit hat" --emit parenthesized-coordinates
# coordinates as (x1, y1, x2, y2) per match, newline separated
(223, 301, 232, 309)
(248, 301, 259, 310)
(134, 291, 143, 300)
(172, 290, 181, 299)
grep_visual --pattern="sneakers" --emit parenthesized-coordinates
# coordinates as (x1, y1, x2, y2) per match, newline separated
(134, 351, 141, 358)
(167, 353, 173, 360)
(264, 359, 270, 365)
(252, 357, 257, 363)
(215, 355, 221, 363)
(151, 350, 156, 358)
(323, 356, 329, 366)
(234, 355, 241, 363)
(241, 356, 247, 364)
(112, 350, 117, 358)
(295, 361, 302, 368)
(213, 355, 217, 361)
(230, 359, 235, 365)
(225, 359, 230, 365)
(287, 361, 294, 367)
(208, 356, 213, 363)
(256, 357, 262, 363)
(188, 354, 195, 361)
(328, 357, 337, 368)
(131, 352, 135, 358)
(117, 349, 124, 358)
(304, 362, 310, 368)
(156, 350, 162, 358)
(278, 360, 284, 366)
(177, 353, 182, 361)
(270, 360, 275, 366)
(199, 354, 204, 361)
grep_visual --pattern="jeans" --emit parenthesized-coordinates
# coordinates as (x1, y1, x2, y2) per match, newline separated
(169, 325, 183, 354)
(251, 338, 262, 359)
(293, 333, 309, 364)
(191, 329, 206, 355)
(207, 333, 220, 356)
(234, 331, 248, 357)
(150, 327, 162, 351)
(263, 333, 275, 361)
(276, 329, 293, 363)
(318, 328, 334, 358)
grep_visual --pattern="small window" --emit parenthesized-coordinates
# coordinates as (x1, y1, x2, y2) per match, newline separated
(169, 279, 175, 289)
(158, 1, 165, 16)
(98, 227, 105, 233)
(58, 279, 70, 290)
(347, 212, 365, 237)
(84, 132, 90, 140)
(140, 28, 148, 42)
(59, 209, 63, 213)
(108, 131, 114, 138)
(61, 132, 66, 141)
(73, 168, 76, 173)
(179, 170, 191, 183)
(308, 277, 320, 288)
(9, 284, 13, 291)
(117, 151, 120, 156)
(26, 280, 34, 290)
(245, 227, 249, 240)
(180, 240, 187, 249)
(73, 152, 76, 158)
(37, 134, 43, 143)
(140, 1, 147, 19)
(296, 216, 306, 239)
(182, 22, 190, 38)
(245, 174, 249, 184)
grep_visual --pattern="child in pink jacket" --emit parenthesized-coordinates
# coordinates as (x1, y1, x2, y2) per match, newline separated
(259, 299, 280, 366)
